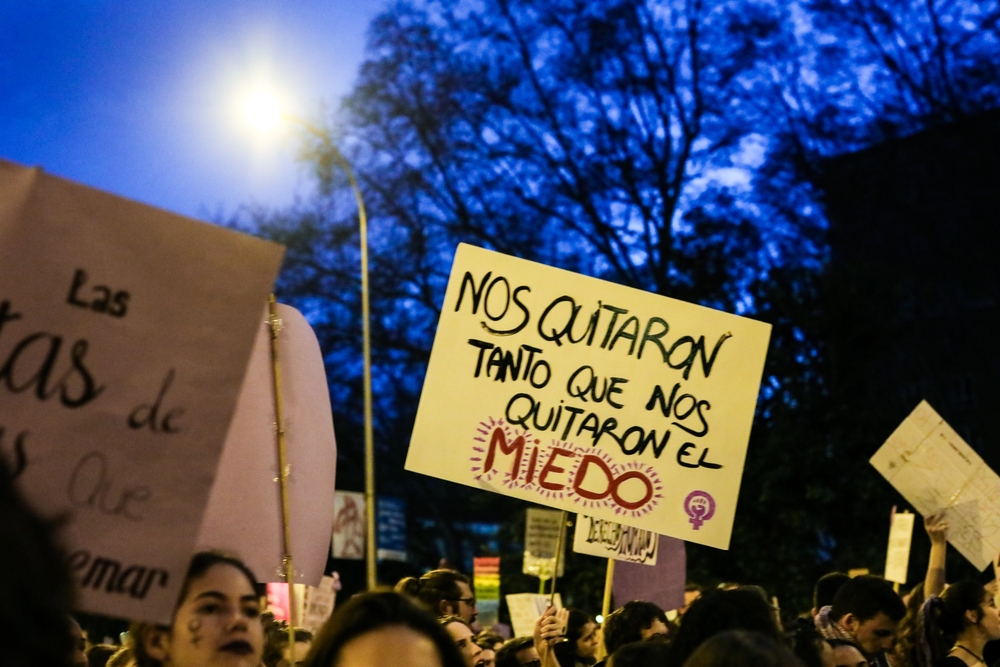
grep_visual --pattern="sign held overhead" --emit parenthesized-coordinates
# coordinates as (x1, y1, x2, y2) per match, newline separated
(871, 400, 1000, 571)
(406, 244, 771, 549)
(0, 159, 284, 622)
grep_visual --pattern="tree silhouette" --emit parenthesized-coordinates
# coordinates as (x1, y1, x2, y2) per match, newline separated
(233, 0, 1000, 610)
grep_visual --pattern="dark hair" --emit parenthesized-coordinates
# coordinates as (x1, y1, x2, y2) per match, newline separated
(262, 618, 315, 667)
(603, 601, 668, 654)
(132, 551, 260, 667)
(476, 631, 505, 651)
(917, 581, 988, 667)
(178, 551, 258, 604)
(495, 637, 535, 667)
(830, 575, 905, 623)
(439, 614, 472, 630)
(554, 609, 596, 667)
(607, 639, 671, 667)
(0, 458, 76, 667)
(682, 630, 804, 667)
(813, 573, 851, 611)
(396, 569, 470, 616)
(304, 590, 464, 667)
(668, 588, 783, 666)
(826, 639, 864, 650)
(784, 617, 825, 667)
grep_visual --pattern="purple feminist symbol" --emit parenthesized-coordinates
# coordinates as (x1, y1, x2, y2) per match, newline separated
(684, 491, 716, 530)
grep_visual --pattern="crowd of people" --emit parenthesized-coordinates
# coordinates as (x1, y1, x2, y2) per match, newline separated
(4, 457, 1000, 667)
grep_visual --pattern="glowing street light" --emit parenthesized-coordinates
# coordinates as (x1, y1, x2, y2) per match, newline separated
(240, 90, 283, 132)
(239, 92, 378, 592)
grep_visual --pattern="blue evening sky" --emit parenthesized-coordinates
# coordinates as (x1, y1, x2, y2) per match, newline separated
(0, 1, 387, 220)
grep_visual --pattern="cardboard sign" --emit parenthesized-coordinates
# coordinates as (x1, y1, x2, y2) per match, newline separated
(406, 244, 771, 548)
(884, 510, 914, 584)
(523, 508, 565, 578)
(196, 304, 337, 586)
(871, 400, 1000, 570)
(331, 491, 365, 560)
(301, 575, 338, 633)
(0, 160, 284, 622)
(613, 535, 685, 611)
(505, 593, 562, 639)
(573, 514, 658, 565)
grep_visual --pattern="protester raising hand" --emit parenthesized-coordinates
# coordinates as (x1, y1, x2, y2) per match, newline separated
(534, 607, 570, 667)
(924, 512, 948, 599)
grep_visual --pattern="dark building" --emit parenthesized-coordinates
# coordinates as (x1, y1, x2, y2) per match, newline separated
(818, 108, 1000, 471)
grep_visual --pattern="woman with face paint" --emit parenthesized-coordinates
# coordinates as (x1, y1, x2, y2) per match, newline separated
(131, 552, 264, 667)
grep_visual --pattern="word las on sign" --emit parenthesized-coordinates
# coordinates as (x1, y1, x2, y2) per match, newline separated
(66, 268, 130, 318)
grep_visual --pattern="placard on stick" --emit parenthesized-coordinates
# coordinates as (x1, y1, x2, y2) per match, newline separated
(884, 510, 914, 584)
(871, 400, 1000, 570)
(331, 491, 365, 560)
(197, 304, 337, 586)
(523, 508, 565, 578)
(573, 514, 659, 565)
(406, 244, 771, 548)
(0, 160, 284, 621)
(613, 535, 686, 612)
(505, 593, 563, 639)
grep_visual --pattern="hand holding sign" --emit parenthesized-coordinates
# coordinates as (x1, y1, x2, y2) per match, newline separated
(871, 401, 1000, 571)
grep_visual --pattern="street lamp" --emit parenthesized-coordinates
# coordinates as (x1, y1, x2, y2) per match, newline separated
(242, 91, 378, 591)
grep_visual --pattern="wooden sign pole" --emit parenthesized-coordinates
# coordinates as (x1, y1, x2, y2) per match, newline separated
(601, 559, 615, 621)
(549, 511, 568, 607)
(268, 295, 297, 665)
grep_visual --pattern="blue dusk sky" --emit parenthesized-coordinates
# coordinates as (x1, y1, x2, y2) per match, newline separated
(0, 1, 387, 220)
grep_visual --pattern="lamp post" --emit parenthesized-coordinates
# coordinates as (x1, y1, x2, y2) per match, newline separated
(242, 95, 377, 590)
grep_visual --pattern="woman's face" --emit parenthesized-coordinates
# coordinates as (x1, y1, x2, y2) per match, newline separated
(478, 648, 496, 667)
(575, 621, 599, 659)
(977, 589, 1000, 640)
(148, 562, 263, 667)
(444, 621, 482, 667)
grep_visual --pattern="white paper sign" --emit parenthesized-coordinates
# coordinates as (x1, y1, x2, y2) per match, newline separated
(505, 593, 562, 639)
(523, 508, 565, 579)
(884, 511, 914, 584)
(573, 514, 658, 565)
(0, 160, 284, 621)
(302, 575, 338, 633)
(197, 304, 337, 586)
(871, 400, 1000, 570)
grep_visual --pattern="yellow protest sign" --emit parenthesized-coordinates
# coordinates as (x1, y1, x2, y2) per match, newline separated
(405, 244, 771, 549)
